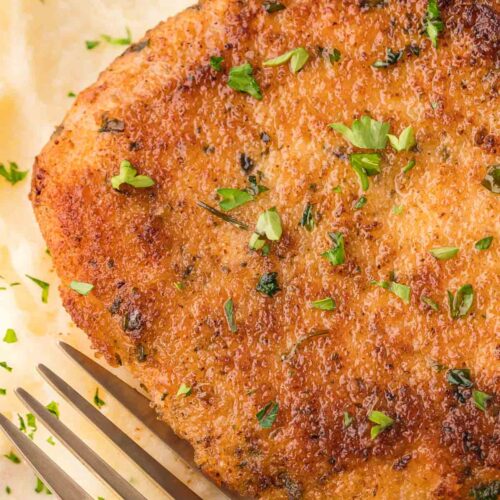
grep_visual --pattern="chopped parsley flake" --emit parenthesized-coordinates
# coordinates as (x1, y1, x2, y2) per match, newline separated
(371, 280, 411, 304)
(263, 1, 286, 13)
(300, 203, 315, 231)
(4, 452, 20, 464)
(429, 246, 459, 260)
(368, 410, 394, 439)
(217, 188, 254, 211)
(475, 236, 493, 251)
(26, 275, 50, 303)
(343, 411, 353, 428)
(111, 160, 155, 190)
(392, 205, 404, 215)
(93, 388, 105, 409)
(321, 232, 345, 266)
(250, 207, 283, 250)
(35, 477, 51, 494)
(0, 388, 6, 395)
(256, 401, 279, 428)
(263, 47, 309, 73)
(0, 162, 28, 186)
(469, 481, 500, 500)
(256, 272, 280, 297)
(224, 298, 237, 333)
(0, 361, 12, 372)
(424, 0, 444, 48)
(354, 196, 367, 210)
(349, 153, 382, 191)
(176, 383, 192, 397)
(85, 40, 100, 50)
(70, 281, 94, 296)
(47, 436, 56, 446)
(447, 284, 474, 319)
(402, 159, 416, 174)
(228, 63, 262, 100)
(3, 329, 17, 344)
(330, 115, 390, 150)
(101, 27, 132, 46)
(329, 48, 341, 63)
(446, 368, 473, 388)
(209, 56, 224, 72)
(387, 126, 416, 152)
(482, 164, 499, 194)
(372, 48, 403, 69)
(310, 297, 336, 311)
(45, 401, 60, 419)
(472, 390, 491, 412)
(421, 295, 439, 311)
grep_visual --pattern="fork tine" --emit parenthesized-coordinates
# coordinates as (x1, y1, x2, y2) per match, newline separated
(37, 364, 202, 500)
(15, 388, 147, 500)
(0, 413, 92, 500)
(58, 341, 195, 466)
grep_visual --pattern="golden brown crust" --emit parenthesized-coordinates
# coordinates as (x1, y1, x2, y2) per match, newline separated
(32, 1, 499, 498)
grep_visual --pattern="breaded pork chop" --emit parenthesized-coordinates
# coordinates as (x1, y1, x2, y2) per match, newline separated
(31, 0, 499, 498)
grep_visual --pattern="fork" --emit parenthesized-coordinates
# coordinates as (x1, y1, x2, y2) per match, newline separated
(0, 341, 230, 500)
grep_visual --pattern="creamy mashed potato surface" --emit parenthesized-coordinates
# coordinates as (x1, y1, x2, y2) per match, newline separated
(0, 1, 225, 499)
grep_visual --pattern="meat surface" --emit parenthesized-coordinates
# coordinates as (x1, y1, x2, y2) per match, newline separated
(31, 0, 499, 498)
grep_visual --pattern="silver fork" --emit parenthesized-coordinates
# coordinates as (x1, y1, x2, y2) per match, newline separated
(0, 341, 231, 500)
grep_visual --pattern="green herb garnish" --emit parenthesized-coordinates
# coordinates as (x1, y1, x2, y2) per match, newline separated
(0, 361, 12, 372)
(176, 383, 192, 397)
(67, 91, 76, 98)
(392, 205, 404, 215)
(256, 272, 280, 297)
(70, 281, 94, 296)
(85, 40, 100, 50)
(429, 247, 459, 260)
(371, 280, 411, 304)
(0, 389, 6, 395)
(224, 298, 237, 333)
(101, 27, 132, 46)
(256, 401, 279, 428)
(387, 126, 416, 152)
(354, 196, 367, 210)
(481, 165, 499, 194)
(329, 48, 341, 63)
(402, 159, 416, 174)
(349, 153, 382, 191)
(421, 295, 439, 311)
(250, 207, 283, 249)
(343, 411, 353, 428)
(447, 284, 474, 319)
(93, 388, 105, 409)
(424, 0, 444, 48)
(310, 297, 336, 311)
(0, 162, 28, 186)
(330, 115, 390, 149)
(475, 236, 493, 251)
(228, 63, 262, 100)
(321, 232, 345, 266)
(300, 203, 315, 231)
(4, 452, 20, 464)
(469, 481, 500, 500)
(446, 368, 473, 387)
(26, 275, 49, 303)
(263, 1, 286, 12)
(368, 410, 394, 439)
(281, 330, 329, 361)
(209, 56, 224, 72)
(111, 160, 155, 190)
(45, 401, 60, 419)
(217, 188, 253, 211)
(3, 329, 17, 344)
(472, 390, 491, 412)
(372, 48, 402, 69)
(264, 47, 309, 73)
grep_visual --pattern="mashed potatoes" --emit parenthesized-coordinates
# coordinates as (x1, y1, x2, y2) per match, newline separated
(0, 1, 224, 498)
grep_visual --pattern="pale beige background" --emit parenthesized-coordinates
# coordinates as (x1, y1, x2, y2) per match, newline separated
(0, 1, 226, 499)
